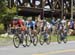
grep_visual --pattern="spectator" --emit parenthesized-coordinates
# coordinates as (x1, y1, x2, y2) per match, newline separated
(69, 19, 74, 30)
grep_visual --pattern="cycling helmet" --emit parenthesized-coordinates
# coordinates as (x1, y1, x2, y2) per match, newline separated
(13, 17, 18, 19)
(57, 19, 61, 22)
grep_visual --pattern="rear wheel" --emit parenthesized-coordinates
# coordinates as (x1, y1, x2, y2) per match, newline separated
(57, 33, 61, 44)
(13, 35, 20, 48)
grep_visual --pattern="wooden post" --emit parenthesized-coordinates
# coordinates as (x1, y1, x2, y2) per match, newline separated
(61, 0, 64, 19)
(71, 0, 73, 19)
(8, 0, 14, 8)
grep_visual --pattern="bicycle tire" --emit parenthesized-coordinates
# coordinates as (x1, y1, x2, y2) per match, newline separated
(46, 35, 51, 45)
(33, 35, 38, 46)
(57, 33, 61, 44)
(13, 35, 20, 48)
(22, 35, 26, 47)
(63, 36, 67, 43)
(26, 34, 31, 47)
(39, 34, 44, 45)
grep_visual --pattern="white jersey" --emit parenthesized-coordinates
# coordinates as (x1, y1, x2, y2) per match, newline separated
(25, 21, 29, 27)
(61, 19, 67, 30)
(61, 19, 66, 25)
(46, 22, 52, 29)
(40, 22, 43, 28)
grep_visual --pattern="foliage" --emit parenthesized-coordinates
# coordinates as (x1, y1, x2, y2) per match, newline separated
(0, 23, 4, 34)
(0, 0, 17, 32)
(0, 0, 7, 22)
(0, 24, 4, 30)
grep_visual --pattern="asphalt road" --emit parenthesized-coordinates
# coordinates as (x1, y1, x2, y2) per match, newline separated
(0, 41, 75, 55)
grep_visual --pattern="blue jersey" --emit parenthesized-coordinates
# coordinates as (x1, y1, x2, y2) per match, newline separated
(27, 21, 35, 27)
(51, 19, 56, 25)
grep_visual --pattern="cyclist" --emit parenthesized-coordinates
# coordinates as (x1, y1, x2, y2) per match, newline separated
(51, 17, 56, 26)
(61, 16, 67, 29)
(40, 20, 51, 41)
(57, 16, 67, 41)
(51, 17, 56, 35)
(43, 20, 51, 33)
(39, 20, 44, 32)
(56, 18, 62, 32)
(17, 18, 27, 32)
(10, 17, 19, 34)
(26, 17, 37, 34)
(17, 18, 27, 45)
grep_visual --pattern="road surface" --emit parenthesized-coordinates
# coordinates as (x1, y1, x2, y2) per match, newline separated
(0, 41, 75, 55)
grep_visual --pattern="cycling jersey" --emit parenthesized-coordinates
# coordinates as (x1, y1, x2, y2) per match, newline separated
(26, 21, 36, 30)
(18, 19, 24, 26)
(46, 22, 52, 29)
(51, 19, 56, 26)
(20, 25, 27, 31)
(61, 19, 66, 26)
(17, 19, 26, 31)
(57, 23, 63, 30)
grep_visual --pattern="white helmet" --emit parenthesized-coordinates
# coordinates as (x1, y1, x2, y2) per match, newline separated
(13, 17, 18, 19)
(28, 17, 32, 21)
(57, 19, 61, 22)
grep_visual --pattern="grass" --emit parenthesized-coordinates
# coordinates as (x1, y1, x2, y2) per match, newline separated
(0, 37, 13, 46)
(0, 35, 75, 46)
(68, 36, 75, 41)
(51, 35, 75, 42)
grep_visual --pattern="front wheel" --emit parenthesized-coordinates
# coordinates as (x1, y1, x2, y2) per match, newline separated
(46, 35, 51, 45)
(39, 34, 44, 45)
(13, 35, 20, 48)
(22, 35, 26, 47)
(26, 34, 31, 47)
(63, 35, 67, 43)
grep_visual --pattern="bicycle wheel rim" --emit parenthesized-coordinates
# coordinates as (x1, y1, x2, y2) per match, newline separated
(63, 36, 67, 43)
(13, 35, 20, 48)
(22, 35, 26, 47)
(26, 35, 31, 47)
(39, 35, 44, 45)
(57, 34, 61, 44)
(46, 35, 51, 45)
(33, 35, 38, 46)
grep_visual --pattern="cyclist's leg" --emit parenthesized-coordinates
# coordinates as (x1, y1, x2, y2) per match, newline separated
(52, 25, 56, 35)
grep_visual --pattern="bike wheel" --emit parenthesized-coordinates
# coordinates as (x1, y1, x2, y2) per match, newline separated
(57, 33, 61, 44)
(26, 34, 31, 47)
(63, 36, 67, 43)
(33, 35, 38, 46)
(46, 35, 51, 45)
(22, 35, 26, 47)
(13, 35, 20, 48)
(39, 35, 44, 45)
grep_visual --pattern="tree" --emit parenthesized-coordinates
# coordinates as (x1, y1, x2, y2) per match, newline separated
(0, 0, 16, 32)
(0, 0, 6, 22)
